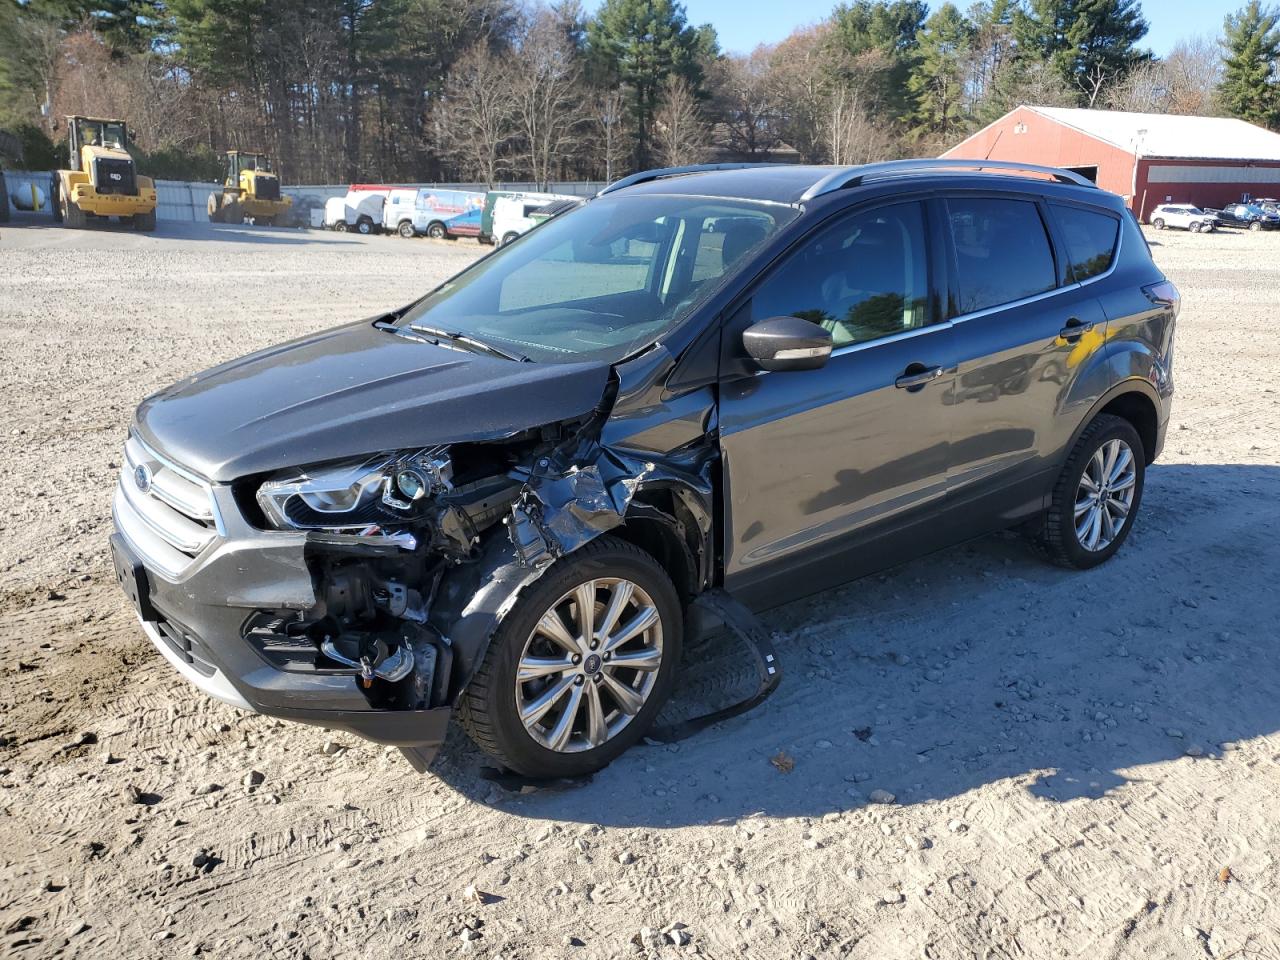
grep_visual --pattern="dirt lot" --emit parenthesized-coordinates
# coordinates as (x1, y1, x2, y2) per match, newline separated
(2, 217, 1279, 960)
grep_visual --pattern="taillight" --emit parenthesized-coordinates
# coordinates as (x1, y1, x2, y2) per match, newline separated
(1143, 280, 1180, 317)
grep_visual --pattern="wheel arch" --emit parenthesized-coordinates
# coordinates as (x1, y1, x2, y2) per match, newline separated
(1070, 380, 1162, 466)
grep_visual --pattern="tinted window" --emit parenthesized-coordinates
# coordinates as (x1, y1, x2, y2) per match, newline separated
(1051, 203, 1120, 282)
(947, 198, 1056, 314)
(752, 202, 929, 348)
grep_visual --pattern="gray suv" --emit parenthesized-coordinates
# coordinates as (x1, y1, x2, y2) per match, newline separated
(110, 160, 1178, 779)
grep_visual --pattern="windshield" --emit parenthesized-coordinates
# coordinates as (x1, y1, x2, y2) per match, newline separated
(396, 194, 796, 364)
(80, 121, 126, 150)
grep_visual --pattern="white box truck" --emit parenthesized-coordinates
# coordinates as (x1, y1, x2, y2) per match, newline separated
(323, 186, 391, 234)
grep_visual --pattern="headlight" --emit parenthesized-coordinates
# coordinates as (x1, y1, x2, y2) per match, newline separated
(256, 448, 452, 537)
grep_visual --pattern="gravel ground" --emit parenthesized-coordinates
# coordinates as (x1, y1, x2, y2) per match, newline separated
(2, 217, 1279, 959)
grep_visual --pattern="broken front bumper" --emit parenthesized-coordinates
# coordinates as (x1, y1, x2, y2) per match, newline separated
(110, 455, 452, 758)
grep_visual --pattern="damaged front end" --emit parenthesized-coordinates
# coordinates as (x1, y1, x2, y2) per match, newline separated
(226, 363, 722, 769)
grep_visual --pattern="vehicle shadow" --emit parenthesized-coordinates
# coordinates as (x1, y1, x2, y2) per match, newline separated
(430, 462, 1280, 826)
(1, 215, 363, 246)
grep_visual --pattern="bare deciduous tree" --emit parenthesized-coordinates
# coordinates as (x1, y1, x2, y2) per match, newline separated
(592, 87, 630, 181)
(652, 76, 709, 167)
(511, 10, 586, 189)
(711, 47, 782, 159)
(433, 43, 514, 186)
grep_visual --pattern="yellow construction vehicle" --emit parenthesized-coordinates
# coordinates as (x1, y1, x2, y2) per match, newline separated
(52, 116, 157, 231)
(207, 151, 291, 225)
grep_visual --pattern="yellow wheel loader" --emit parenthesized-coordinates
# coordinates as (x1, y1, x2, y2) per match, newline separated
(207, 151, 291, 225)
(52, 116, 157, 231)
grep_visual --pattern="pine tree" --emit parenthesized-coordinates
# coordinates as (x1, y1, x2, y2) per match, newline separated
(908, 3, 973, 141)
(1015, 0, 1149, 105)
(1220, 1, 1280, 127)
(584, 0, 713, 169)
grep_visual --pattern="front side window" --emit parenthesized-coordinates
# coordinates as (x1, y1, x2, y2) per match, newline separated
(398, 195, 794, 364)
(1051, 203, 1120, 282)
(947, 197, 1057, 314)
(751, 202, 929, 348)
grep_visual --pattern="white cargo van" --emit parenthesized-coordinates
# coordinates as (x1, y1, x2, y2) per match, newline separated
(323, 186, 390, 234)
(384, 188, 485, 239)
(491, 192, 577, 246)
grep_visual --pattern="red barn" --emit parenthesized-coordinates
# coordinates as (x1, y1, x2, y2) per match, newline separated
(942, 105, 1280, 221)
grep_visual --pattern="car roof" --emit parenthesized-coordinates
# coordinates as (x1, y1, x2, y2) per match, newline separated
(608, 160, 1109, 208)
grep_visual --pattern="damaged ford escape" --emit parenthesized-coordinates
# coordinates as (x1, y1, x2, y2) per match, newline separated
(111, 160, 1178, 778)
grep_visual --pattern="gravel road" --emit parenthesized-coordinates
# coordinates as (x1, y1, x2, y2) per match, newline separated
(2, 217, 1279, 959)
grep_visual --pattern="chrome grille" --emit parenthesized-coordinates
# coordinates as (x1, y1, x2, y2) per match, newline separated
(114, 435, 220, 580)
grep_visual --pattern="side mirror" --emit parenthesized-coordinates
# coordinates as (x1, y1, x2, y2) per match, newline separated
(742, 316, 833, 372)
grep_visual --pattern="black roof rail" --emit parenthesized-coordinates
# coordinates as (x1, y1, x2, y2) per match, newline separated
(800, 158, 1097, 201)
(597, 163, 782, 196)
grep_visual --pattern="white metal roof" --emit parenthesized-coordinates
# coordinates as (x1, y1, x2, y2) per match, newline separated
(1028, 106, 1280, 161)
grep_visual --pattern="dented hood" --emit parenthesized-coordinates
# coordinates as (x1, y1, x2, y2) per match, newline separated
(134, 320, 612, 482)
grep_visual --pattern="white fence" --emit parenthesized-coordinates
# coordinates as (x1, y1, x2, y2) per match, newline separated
(5, 169, 606, 222)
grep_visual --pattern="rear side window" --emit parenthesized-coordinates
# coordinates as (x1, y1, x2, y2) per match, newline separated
(1051, 203, 1120, 282)
(946, 198, 1056, 314)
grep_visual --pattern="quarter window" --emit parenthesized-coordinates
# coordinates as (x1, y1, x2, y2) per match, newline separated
(751, 202, 929, 348)
(946, 198, 1057, 314)
(1050, 203, 1120, 282)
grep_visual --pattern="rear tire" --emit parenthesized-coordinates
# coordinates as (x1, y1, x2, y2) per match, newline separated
(0, 178, 9, 223)
(501, 231, 519, 247)
(457, 535, 682, 779)
(398, 220, 416, 238)
(357, 218, 373, 235)
(1152, 218, 1165, 230)
(1250, 220, 1262, 231)
(1189, 221, 1201, 233)
(207, 192, 223, 223)
(1036, 414, 1144, 570)
(223, 199, 242, 225)
(334, 221, 348, 232)
(134, 209, 156, 232)
(51, 178, 63, 222)
(427, 221, 446, 239)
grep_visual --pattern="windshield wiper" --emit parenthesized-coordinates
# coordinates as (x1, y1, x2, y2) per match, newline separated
(408, 323, 529, 362)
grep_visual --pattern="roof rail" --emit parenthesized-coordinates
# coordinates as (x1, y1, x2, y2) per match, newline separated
(800, 158, 1097, 201)
(597, 163, 781, 197)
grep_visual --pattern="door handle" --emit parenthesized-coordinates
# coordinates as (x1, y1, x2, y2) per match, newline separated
(895, 365, 944, 389)
(1059, 318, 1095, 342)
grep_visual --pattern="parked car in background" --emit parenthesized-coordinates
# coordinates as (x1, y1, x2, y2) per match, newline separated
(1210, 202, 1280, 231)
(1149, 204, 1217, 233)
(1256, 198, 1280, 217)
(323, 186, 391, 234)
(110, 159, 1178, 780)
(0, 166, 9, 223)
(491, 191, 579, 246)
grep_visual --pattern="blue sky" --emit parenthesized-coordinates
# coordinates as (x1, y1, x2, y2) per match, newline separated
(601, 0, 1239, 57)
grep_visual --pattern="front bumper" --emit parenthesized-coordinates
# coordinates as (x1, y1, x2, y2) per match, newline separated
(110, 442, 451, 759)
(72, 184, 157, 216)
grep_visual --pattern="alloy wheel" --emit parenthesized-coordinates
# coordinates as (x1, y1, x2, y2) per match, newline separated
(514, 577, 664, 753)
(1074, 438, 1137, 552)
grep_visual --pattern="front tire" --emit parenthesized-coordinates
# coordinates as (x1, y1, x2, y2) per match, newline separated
(1250, 220, 1262, 231)
(1037, 414, 1144, 569)
(1189, 221, 1201, 233)
(1152, 218, 1165, 230)
(457, 536, 682, 779)
(357, 218, 373, 235)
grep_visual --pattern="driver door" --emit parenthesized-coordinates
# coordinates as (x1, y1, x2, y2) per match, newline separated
(718, 200, 956, 604)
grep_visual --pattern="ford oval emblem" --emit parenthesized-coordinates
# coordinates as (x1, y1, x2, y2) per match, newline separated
(134, 464, 153, 493)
